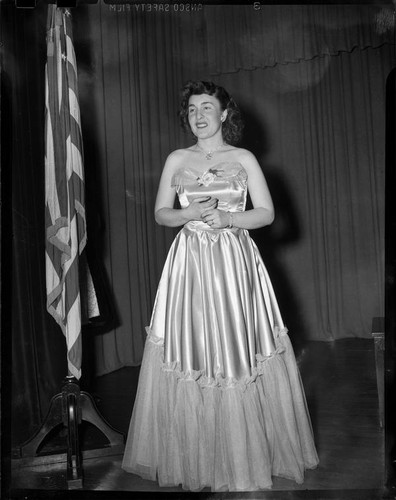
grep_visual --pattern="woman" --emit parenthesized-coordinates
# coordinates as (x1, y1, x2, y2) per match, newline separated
(122, 81, 319, 491)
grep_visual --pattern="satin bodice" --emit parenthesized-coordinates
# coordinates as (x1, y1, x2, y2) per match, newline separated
(172, 162, 248, 216)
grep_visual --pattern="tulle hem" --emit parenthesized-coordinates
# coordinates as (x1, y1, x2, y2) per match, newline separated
(122, 329, 319, 492)
(160, 326, 288, 391)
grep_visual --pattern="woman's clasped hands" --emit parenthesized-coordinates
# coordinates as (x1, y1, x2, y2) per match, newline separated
(188, 196, 230, 229)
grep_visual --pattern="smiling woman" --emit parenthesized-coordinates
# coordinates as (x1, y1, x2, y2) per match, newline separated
(121, 80, 319, 491)
(188, 94, 226, 141)
(180, 80, 244, 146)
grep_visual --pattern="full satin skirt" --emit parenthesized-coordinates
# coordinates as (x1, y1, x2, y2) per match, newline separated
(122, 224, 319, 491)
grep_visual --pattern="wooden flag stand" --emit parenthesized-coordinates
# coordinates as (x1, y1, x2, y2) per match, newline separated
(13, 375, 125, 489)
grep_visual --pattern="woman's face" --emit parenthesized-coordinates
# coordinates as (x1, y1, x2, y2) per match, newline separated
(187, 94, 227, 141)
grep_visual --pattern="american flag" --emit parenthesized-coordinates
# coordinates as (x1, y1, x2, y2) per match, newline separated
(45, 6, 88, 379)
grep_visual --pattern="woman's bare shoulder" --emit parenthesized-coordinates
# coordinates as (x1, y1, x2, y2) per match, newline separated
(228, 147, 260, 172)
(164, 147, 195, 172)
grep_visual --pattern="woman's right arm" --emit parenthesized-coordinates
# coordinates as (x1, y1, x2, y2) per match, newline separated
(154, 152, 217, 227)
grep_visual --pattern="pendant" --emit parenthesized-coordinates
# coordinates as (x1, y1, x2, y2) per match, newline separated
(196, 143, 223, 160)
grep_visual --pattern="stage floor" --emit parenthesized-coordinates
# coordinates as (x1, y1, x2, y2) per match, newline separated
(10, 338, 385, 499)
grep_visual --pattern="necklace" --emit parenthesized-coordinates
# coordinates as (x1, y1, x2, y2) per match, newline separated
(196, 143, 224, 161)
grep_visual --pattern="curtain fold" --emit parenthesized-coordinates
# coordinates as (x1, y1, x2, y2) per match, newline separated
(203, 5, 394, 74)
(301, 48, 386, 338)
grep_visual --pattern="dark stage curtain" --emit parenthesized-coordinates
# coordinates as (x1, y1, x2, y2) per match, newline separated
(3, 3, 394, 444)
(75, 4, 394, 374)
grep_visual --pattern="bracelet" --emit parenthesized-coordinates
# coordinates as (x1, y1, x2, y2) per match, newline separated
(227, 211, 234, 228)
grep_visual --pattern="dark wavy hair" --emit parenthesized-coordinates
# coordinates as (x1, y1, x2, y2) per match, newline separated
(179, 80, 244, 145)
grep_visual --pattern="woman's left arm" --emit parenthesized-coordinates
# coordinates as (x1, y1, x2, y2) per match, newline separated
(232, 149, 274, 229)
(201, 149, 274, 230)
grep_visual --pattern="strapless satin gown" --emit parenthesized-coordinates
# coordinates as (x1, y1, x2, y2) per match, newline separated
(122, 162, 319, 491)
